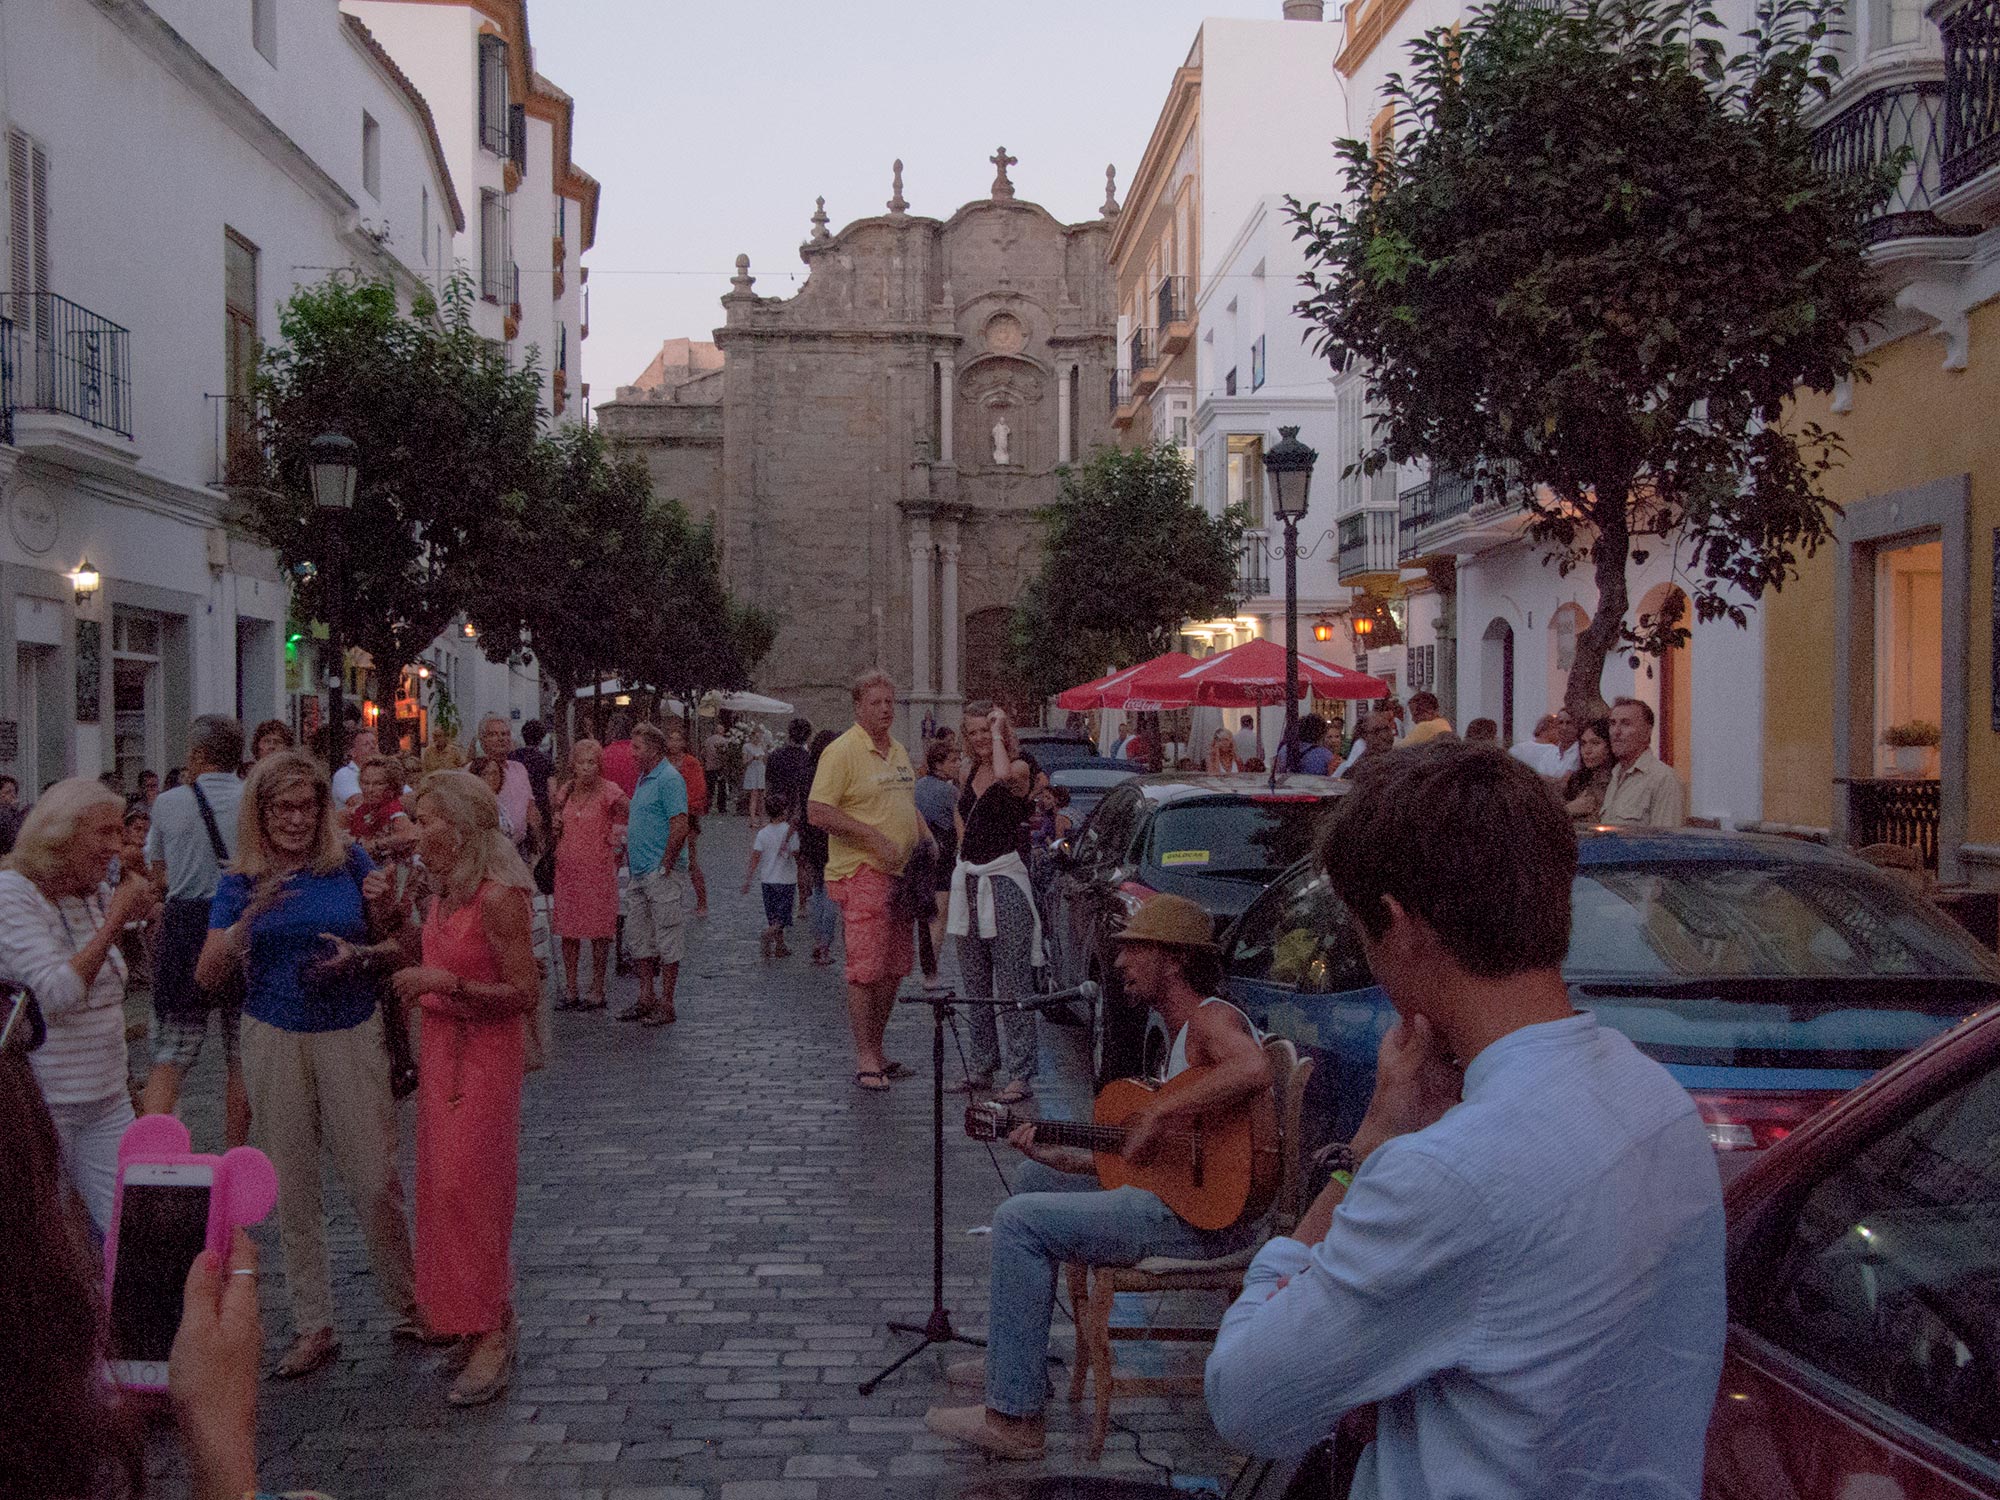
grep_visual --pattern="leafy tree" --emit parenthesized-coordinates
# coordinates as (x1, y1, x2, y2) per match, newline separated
(620, 508, 776, 722)
(1288, 0, 1893, 714)
(1007, 443, 1245, 703)
(245, 271, 543, 699)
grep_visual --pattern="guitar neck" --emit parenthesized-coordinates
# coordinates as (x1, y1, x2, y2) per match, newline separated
(1022, 1116, 1128, 1152)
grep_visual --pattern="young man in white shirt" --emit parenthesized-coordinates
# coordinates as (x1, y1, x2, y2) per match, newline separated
(1205, 742, 1725, 1498)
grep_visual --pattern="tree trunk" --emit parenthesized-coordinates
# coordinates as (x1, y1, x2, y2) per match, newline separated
(1564, 491, 1632, 720)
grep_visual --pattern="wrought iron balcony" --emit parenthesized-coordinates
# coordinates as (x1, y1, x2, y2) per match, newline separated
(1813, 80, 1976, 242)
(1941, 0, 2000, 194)
(1237, 536, 1271, 598)
(0, 293, 133, 438)
(1156, 275, 1190, 330)
(1397, 468, 1486, 562)
(1129, 325, 1157, 374)
(0, 315, 13, 446)
(1337, 509, 1401, 583)
(1108, 368, 1134, 426)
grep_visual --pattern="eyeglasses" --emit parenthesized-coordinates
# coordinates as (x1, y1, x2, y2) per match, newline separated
(0, 986, 45, 1054)
(268, 796, 322, 823)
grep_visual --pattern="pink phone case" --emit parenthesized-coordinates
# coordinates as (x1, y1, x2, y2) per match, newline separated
(103, 1115, 278, 1390)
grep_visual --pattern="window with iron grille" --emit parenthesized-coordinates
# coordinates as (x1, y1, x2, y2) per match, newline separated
(478, 34, 509, 155)
(507, 102, 527, 172)
(224, 229, 259, 477)
(479, 192, 505, 302)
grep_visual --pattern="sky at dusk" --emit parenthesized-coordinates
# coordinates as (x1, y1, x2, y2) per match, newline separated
(523, 1, 1336, 412)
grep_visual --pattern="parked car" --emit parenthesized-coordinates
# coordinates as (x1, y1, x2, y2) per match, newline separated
(1047, 757, 1143, 825)
(1224, 829, 2000, 1176)
(1705, 1000, 2000, 1497)
(1016, 727, 1102, 774)
(1043, 772, 1348, 1082)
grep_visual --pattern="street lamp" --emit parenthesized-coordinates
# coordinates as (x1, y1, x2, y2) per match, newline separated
(1263, 426, 1318, 780)
(68, 558, 100, 609)
(309, 432, 359, 763)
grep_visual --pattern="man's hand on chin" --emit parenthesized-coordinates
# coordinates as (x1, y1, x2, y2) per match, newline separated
(1351, 1014, 1462, 1162)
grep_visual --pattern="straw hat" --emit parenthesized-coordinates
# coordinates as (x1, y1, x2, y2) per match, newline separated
(1112, 892, 1218, 953)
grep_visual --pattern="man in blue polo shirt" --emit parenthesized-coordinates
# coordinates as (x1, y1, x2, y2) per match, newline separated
(616, 721, 690, 1026)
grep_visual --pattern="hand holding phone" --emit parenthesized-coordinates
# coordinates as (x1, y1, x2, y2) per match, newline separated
(169, 1229, 261, 1500)
(108, 1161, 218, 1390)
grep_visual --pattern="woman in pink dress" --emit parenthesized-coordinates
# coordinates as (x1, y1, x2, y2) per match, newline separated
(550, 738, 627, 1011)
(388, 771, 540, 1407)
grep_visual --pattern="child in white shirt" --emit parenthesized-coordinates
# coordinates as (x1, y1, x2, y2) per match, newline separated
(743, 795, 799, 959)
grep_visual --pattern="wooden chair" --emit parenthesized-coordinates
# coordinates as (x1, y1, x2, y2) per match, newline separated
(1066, 1035, 1314, 1461)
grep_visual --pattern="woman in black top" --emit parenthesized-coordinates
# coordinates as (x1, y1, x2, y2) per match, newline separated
(799, 729, 842, 967)
(948, 703, 1044, 1102)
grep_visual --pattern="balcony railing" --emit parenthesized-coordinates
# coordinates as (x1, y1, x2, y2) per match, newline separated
(0, 293, 133, 437)
(1941, 0, 2000, 193)
(1156, 275, 1189, 329)
(1108, 368, 1132, 410)
(1848, 777, 1941, 868)
(1337, 509, 1400, 582)
(1397, 469, 1486, 561)
(1129, 325, 1157, 377)
(1237, 536, 1271, 598)
(481, 258, 508, 303)
(1813, 80, 1975, 242)
(0, 315, 13, 446)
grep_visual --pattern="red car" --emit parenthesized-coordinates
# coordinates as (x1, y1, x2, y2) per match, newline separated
(1706, 1001, 2000, 1497)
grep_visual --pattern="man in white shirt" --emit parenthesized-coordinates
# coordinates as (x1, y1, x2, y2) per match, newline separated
(1508, 711, 1576, 778)
(1231, 714, 1260, 767)
(1205, 742, 1724, 1498)
(330, 727, 378, 813)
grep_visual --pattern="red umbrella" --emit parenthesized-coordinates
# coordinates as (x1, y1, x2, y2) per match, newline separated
(1053, 652, 1201, 711)
(1125, 637, 1388, 706)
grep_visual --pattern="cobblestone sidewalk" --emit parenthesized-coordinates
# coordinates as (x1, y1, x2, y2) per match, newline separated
(143, 813, 1248, 1499)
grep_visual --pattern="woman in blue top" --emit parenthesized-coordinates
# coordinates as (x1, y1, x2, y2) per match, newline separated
(197, 751, 429, 1379)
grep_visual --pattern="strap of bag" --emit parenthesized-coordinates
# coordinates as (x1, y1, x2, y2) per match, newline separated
(188, 781, 232, 866)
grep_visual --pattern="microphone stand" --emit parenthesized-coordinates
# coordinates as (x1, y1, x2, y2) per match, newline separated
(859, 984, 984, 1394)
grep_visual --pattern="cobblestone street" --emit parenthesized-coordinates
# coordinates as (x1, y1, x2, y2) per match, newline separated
(142, 813, 1244, 1500)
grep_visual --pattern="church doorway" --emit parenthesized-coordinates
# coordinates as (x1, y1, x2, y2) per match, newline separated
(962, 606, 1037, 724)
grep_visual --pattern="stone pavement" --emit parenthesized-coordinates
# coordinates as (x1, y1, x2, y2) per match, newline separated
(143, 812, 1249, 1500)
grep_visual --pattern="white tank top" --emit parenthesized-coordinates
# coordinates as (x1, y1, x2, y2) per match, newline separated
(1166, 995, 1256, 1079)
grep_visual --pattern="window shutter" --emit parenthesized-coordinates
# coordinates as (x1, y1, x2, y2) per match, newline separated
(30, 140, 48, 298)
(8, 127, 31, 299)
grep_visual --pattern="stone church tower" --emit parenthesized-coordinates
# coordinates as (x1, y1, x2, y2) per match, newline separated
(601, 152, 1120, 738)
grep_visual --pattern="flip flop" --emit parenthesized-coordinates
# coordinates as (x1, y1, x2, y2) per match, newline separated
(854, 1070, 891, 1093)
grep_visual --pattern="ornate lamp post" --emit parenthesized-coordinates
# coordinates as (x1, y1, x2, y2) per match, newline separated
(1263, 426, 1318, 779)
(308, 432, 358, 762)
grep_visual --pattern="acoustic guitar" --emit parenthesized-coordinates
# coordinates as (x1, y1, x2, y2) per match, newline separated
(964, 1067, 1276, 1232)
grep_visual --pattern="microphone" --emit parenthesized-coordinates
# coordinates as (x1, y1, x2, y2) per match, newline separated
(977, 980, 1100, 1013)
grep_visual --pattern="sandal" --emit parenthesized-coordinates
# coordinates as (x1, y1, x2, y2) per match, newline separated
(854, 1070, 892, 1093)
(883, 1060, 915, 1080)
(554, 992, 584, 1013)
(946, 1075, 994, 1096)
(273, 1327, 340, 1379)
(993, 1081, 1034, 1105)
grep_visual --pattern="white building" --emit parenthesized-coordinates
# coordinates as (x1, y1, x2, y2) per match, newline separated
(1319, 0, 1766, 825)
(0, 0, 464, 787)
(342, 0, 600, 738)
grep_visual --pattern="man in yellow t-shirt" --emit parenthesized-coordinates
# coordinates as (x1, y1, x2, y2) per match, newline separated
(808, 670, 924, 1090)
(1400, 691, 1455, 747)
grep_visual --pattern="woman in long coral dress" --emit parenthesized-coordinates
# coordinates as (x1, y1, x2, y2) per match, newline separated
(550, 738, 627, 1011)
(389, 771, 541, 1407)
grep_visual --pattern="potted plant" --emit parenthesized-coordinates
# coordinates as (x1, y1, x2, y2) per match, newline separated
(1883, 719, 1940, 776)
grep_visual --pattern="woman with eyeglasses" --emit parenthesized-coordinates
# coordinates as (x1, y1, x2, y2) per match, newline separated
(0, 777, 161, 1233)
(195, 751, 429, 1380)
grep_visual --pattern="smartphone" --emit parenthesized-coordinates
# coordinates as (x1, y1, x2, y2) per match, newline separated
(107, 1161, 217, 1389)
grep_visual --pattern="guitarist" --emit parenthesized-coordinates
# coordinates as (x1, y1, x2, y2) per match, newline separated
(925, 892, 1272, 1461)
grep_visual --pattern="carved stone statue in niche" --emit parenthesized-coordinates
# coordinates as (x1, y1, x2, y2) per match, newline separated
(992, 418, 1012, 465)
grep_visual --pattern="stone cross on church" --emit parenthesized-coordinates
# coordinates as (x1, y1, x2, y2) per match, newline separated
(598, 151, 1119, 736)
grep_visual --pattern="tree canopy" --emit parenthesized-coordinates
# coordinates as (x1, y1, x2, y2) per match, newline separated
(1288, 0, 1894, 712)
(1007, 443, 1245, 703)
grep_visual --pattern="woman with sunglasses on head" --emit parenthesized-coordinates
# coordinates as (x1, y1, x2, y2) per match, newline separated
(0, 778, 161, 1234)
(195, 750, 429, 1380)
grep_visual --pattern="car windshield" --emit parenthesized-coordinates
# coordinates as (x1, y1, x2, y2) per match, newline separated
(1567, 862, 1993, 982)
(1054, 769, 1134, 791)
(1146, 799, 1329, 880)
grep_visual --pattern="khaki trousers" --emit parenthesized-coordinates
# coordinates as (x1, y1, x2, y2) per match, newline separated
(241, 1010, 417, 1334)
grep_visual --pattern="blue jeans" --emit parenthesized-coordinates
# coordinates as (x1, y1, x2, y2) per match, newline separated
(807, 876, 839, 951)
(984, 1160, 1256, 1418)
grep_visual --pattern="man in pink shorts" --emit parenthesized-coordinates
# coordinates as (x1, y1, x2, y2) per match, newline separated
(808, 670, 924, 1092)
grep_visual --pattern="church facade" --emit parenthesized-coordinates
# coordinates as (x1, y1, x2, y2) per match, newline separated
(599, 152, 1120, 738)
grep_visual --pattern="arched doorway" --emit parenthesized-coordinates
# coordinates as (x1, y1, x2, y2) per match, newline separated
(1639, 584, 1693, 772)
(1481, 618, 1515, 745)
(962, 606, 1036, 724)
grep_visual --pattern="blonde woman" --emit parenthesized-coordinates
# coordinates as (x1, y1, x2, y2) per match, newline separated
(0, 778, 160, 1231)
(195, 751, 423, 1379)
(742, 723, 771, 824)
(1206, 728, 1240, 773)
(384, 772, 540, 1406)
(551, 738, 626, 1010)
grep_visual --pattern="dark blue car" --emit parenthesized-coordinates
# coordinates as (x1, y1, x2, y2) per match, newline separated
(1218, 829, 2000, 1174)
